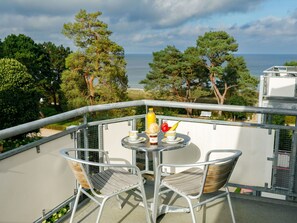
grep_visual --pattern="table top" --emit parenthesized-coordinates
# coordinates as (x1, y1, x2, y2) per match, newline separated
(121, 132, 191, 153)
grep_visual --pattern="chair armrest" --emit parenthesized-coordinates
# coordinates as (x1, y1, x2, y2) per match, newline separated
(60, 148, 111, 163)
(158, 149, 242, 171)
(205, 149, 242, 161)
(60, 148, 142, 176)
(158, 161, 210, 170)
(78, 158, 141, 173)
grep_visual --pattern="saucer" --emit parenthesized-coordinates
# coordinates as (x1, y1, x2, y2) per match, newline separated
(125, 137, 146, 144)
(161, 137, 184, 144)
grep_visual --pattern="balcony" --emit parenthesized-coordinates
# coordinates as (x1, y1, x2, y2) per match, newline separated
(259, 66, 297, 110)
(0, 100, 297, 223)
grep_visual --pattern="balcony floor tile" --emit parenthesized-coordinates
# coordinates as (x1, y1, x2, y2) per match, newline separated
(62, 182, 297, 223)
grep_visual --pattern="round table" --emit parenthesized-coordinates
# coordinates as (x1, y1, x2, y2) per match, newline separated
(121, 132, 191, 177)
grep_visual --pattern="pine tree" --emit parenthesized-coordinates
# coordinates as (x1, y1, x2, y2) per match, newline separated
(62, 10, 128, 108)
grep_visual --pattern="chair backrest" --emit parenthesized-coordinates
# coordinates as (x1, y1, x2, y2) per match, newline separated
(203, 150, 241, 193)
(60, 148, 93, 189)
(67, 160, 91, 189)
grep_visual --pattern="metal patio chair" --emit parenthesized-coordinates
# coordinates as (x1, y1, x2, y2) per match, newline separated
(60, 148, 151, 223)
(152, 149, 242, 223)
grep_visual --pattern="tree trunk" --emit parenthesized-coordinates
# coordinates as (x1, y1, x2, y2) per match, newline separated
(210, 73, 224, 104)
(84, 72, 95, 105)
(210, 73, 225, 116)
(185, 79, 192, 117)
(88, 75, 95, 105)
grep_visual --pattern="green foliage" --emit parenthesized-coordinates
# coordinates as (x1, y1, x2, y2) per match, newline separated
(271, 115, 285, 125)
(61, 69, 88, 110)
(1, 34, 51, 85)
(0, 39, 3, 57)
(140, 45, 209, 115)
(284, 61, 297, 66)
(1, 134, 41, 153)
(42, 206, 70, 223)
(62, 10, 128, 109)
(141, 31, 258, 112)
(196, 31, 257, 107)
(40, 106, 59, 117)
(140, 46, 183, 99)
(0, 34, 72, 110)
(197, 31, 238, 67)
(0, 58, 40, 129)
(226, 95, 248, 120)
(197, 31, 239, 105)
(225, 56, 259, 106)
(285, 116, 296, 125)
(45, 118, 83, 131)
(41, 42, 71, 110)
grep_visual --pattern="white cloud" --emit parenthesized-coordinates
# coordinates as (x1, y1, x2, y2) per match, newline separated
(0, 13, 69, 42)
(226, 10, 297, 53)
(229, 11, 297, 38)
(1, 0, 297, 54)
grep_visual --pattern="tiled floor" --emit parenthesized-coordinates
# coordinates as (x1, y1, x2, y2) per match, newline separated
(62, 182, 297, 223)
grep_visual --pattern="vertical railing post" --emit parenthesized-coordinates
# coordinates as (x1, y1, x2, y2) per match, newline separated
(257, 75, 265, 124)
(288, 120, 297, 199)
(83, 114, 89, 173)
(83, 114, 89, 149)
(98, 123, 104, 151)
(144, 106, 149, 172)
(267, 114, 272, 135)
(145, 105, 148, 130)
(98, 123, 104, 172)
(271, 129, 280, 189)
(132, 119, 137, 173)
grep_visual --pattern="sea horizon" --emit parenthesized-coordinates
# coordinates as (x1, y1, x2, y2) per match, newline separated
(125, 53, 297, 89)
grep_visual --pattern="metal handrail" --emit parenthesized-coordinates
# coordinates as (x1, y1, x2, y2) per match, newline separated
(1, 99, 297, 140)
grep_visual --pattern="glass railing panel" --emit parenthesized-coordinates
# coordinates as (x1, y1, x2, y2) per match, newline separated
(0, 134, 75, 223)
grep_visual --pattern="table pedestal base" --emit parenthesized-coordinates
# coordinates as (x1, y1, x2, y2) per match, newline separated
(139, 202, 190, 216)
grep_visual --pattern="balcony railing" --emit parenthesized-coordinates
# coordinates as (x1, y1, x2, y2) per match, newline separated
(0, 100, 297, 223)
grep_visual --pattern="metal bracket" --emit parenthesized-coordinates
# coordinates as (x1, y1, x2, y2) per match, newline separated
(104, 124, 108, 130)
(213, 124, 216, 130)
(128, 121, 132, 126)
(36, 146, 40, 153)
(267, 157, 274, 161)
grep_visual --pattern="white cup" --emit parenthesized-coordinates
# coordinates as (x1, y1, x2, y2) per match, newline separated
(129, 130, 138, 141)
(166, 130, 176, 141)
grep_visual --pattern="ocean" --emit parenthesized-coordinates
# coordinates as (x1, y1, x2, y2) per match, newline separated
(125, 54, 297, 89)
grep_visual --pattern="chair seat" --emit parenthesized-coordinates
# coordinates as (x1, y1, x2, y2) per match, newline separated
(163, 167, 204, 196)
(153, 150, 242, 223)
(90, 168, 139, 196)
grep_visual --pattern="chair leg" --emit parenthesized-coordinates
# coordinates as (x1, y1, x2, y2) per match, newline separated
(139, 184, 152, 223)
(70, 185, 82, 223)
(116, 195, 123, 209)
(152, 183, 161, 223)
(95, 197, 107, 223)
(185, 197, 196, 223)
(226, 188, 236, 223)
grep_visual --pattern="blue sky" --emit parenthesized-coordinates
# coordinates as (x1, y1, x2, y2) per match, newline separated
(0, 0, 297, 54)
